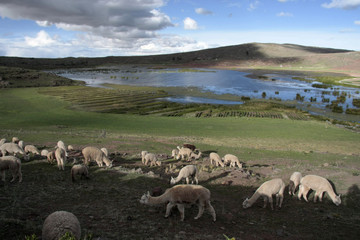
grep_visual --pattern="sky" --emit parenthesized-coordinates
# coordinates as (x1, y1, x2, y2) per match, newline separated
(0, 0, 360, 58)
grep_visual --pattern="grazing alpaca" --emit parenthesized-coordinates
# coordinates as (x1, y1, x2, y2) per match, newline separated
(55, 147, 67, 170)
(171, 149, 179, 160)
(0, 156, 22, 182)
(289, 171, 302, 195)
(223, 154, 242, 168)
(170, 165, 198, 185)
(176, 147, 193, 161)
(141, 150, 149, 164)
(209, 152, 224, 167)
(243, 178, 285, 210)
(298, 174, 341, 206)
(189, 151, 202, 160)
(140, 184, 216, 221)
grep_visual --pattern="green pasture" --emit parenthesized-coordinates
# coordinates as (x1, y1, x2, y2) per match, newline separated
(1, 87, 359, 157)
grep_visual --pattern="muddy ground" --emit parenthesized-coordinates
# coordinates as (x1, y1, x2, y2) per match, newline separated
(1, 147, 360, 240)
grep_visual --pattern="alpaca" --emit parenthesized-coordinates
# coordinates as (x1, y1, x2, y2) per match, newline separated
(171, 149, 179, 160)
(289, 171, 302, 195)
(71, 164, 89, 182)
(298, 174, 341, 206)
(223, 154, 242, 168)
(0, 156, 22, 182)
(170, 165, 198, 185)
(140, 184, 216, 221)
(176, 147, 193, 161)
(243, 178, 285, 210)
(55, 147, 67, 170)
(189, 151, 202, 160)
(141, 151, 149, 164)
(209, 152, 224, 167)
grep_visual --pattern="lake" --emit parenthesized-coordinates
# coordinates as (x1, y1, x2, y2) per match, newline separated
(53, 67, 360, 111)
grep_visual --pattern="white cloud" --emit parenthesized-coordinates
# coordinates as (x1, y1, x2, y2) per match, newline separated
(195, 8, 213, 15)
(277, 12, 293, 17)
(183, 17, 198, 30)
(0, 0, 173, 46)
(355, 20, 360, 25)
(25, 30, 56, 47)
(248, 0, 260, 11)
(322, 0, 360, 9)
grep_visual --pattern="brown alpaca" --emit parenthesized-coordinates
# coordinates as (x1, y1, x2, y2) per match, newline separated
(140, 184, 216, 221)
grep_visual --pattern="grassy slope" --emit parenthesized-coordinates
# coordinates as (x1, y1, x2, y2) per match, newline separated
(1, 87, 359, 157)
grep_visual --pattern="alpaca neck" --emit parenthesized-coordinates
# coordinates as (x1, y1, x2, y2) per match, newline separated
(248, 191, 261, 206)
(148, 192, 170, 205)
(326, 185, 337, 201)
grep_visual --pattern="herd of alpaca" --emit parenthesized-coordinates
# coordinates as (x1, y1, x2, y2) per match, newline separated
(1, 136, 342, 224)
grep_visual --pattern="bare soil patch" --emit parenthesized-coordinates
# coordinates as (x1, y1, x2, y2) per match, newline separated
(1, 143, 359, 240)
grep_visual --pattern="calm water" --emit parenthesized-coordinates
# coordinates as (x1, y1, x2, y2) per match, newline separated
(53, 67, 360, 109)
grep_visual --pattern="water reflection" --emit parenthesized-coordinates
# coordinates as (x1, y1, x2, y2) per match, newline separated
(53, 67, 360, 111)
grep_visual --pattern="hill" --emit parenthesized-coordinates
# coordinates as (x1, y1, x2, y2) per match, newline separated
(0, 43, 358, 74)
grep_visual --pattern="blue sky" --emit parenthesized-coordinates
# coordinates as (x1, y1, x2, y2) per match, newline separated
(0, 0, 359, 58)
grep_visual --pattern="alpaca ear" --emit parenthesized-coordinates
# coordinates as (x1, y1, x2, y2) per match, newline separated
(147, 191, 150, 197)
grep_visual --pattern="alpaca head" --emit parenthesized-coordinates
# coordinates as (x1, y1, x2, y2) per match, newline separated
(242, 198, 251, 209)
(170, 176, 176, 185)
(140, 191, 150, 204)
(334, 194, 341, 206)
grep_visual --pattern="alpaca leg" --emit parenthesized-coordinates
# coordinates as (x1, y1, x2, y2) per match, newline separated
(263, 197, 268, 209)
(10, 170, 16, 182)
(268, 196, 274, 210)
(194, 202, 205, 220)
(302, 187, 310, 202)
(276, 194, 279, 207)
(278, 194, 284, 208)
(177, 204, 185, 221)
(206, 201, 217, 222)
(298, 185, 303, 200)
(186, 177, 189, 184)
(194, 176, 199, 185)
(165, 202, 175, 218)
(314, 192, 319, 203)
(318, 191, 324, 202)
(1, 170, 5, 181)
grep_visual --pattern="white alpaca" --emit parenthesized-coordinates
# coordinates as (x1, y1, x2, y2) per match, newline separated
(289, 172, 302, 195)
(171, 149, 179, 160)
(140, 184, 216, 221)
(42, 211, 81, 240)
(24, 145, 40, 155)
(243, 178, 286, 210)
(223, 154, 242, 168)
(56, 140, 68, 157)
(176, 147, 193, 161)
(298, 175, 341, 206)
(0, 156, 22, 182)
(141, 150, 149, 164)
(209, 152, 224, 167)
(170, 165, 198, 185)
(55, 147, 67, 170)
(41, 149, 49, 157)
(82, 146, 112, 167)
(0, 142, 27, 158)
(143, 153, 161, 166)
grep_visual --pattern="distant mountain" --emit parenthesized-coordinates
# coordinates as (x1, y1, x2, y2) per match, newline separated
(0, 43, 358, 72)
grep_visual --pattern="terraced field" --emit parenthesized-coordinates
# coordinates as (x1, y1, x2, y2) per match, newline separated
(38, 85, 309, 120)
